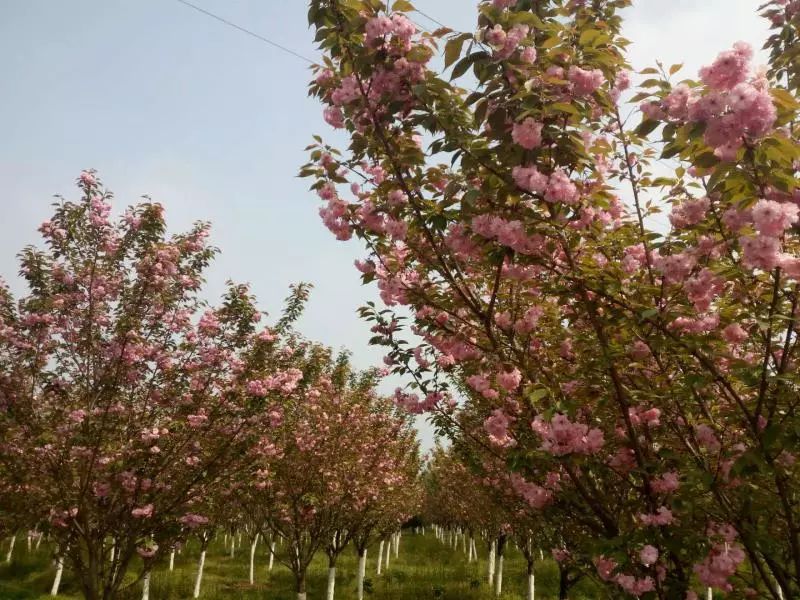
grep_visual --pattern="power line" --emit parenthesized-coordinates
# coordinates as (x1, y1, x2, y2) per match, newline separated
(414, 7, 447, 29)
(174, 0, 317, 65)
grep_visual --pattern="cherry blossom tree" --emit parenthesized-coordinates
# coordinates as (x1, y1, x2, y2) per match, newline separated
(0, 173, 306, 600)
(304, 0, 800, 597)
(235, 344, 421, 600)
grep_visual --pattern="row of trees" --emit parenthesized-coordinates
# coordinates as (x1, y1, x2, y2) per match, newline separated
(0, 174, 421, 600)
(304, 0, 800, 597)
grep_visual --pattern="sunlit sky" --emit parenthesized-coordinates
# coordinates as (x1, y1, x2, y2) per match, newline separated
(0, 0, 768, 449)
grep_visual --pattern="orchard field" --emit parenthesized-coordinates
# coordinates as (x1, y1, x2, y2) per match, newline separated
(0, 531, 604, 600)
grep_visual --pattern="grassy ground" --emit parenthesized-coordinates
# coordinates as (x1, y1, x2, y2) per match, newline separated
(0, 531, 601, 599)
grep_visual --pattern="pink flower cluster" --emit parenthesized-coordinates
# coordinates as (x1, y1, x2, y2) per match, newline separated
(693, 526, 745, 592)
(485, 24, 530, 60)
(511, 118, 544, 149)
(669, 196, 710, 229)
(650, 471, 680, 494)
(484, 409, 516, 447)
(660, 42, 776, 160)
(179, 513, 209, 529)
(638, 506, 675, 526)
(247, 368, 303, 396)
(496, 367, 522, 391)
(512, 166, 579, 205)
(568, 66, 604, 96)
(471, 214, 544, 255)
(531, 414, 605, 456)
(509, 473, 553, 509)
(393, 389, 441, 414)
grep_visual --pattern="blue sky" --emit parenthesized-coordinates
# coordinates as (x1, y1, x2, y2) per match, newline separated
(0, 1, 767, 448)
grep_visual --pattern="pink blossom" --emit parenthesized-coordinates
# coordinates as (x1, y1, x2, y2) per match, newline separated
(509, 473, 552, 509)
(639, 506, 675, 526)
(532, 413, 604, 456)
(751, 199, 799, 236)
(594, 555, 618, 581)
(132, 504, 154, 519)
(740, 234, 781, 270)
(721, 323, 748, 344)
(496, 368, 522, 391)
(640, 545, 659, 566)
(485, 409, 516, 447)
(651, 471, 680, 494)
(511, 118, 544, 149)
(695, 424, 721, 452)
(568, 66, 604, 96)
(699, 42, 753, 90)
(669, 196, 710, 229)
(694, 543, 746, 592)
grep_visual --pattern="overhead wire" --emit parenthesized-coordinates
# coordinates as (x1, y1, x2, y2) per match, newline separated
(174, 0, 318, 65)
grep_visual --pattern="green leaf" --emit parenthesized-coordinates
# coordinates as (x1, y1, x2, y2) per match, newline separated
(450, 52, 483, 80)
(550, 102, 579, 116)
(634, 119, 660, 137)
(444, 35, 468, 70)
(391, 0, 415, 11)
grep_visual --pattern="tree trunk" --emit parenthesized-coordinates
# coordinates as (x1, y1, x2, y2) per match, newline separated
(36, 533, 43, 550)
(559, 564, 569, 600)
(495, 536, 506, 598)
(193, 550, 206, 599)
(527, 558, 535, 600)
(51, 553, 65, 596)
(488, 540, 496, 586)
(706, 589, 713, 600)
(5, 534, 16, 563)
(377, 540, 384, 575)
(169, 549, 175, 571)
(357, 548, 367, 600)
(326, 556, 336, 600)
(249, 534, 259, 585)
(268, 540, 276, 572)
(296, 569, 307, 600)
(384, 537, 391, 570)
(141, 570, 151, 600)
(394, 531, 400, 558)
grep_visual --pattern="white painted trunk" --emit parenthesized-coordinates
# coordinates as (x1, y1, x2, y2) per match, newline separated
(141, 571, 151, 600)
(193, 550, 206, 598)
(384, 537, 391, 570)
(357, 550, 367, 600)
(539, 549, 543, 561)
(778, 586, 784, 600)
(169, 549, 175, 571)
(394, 532, 400, 558)
(527, 570, 535, 600)
(249, 535, 259, 585)
(269, 540, 276, 571)
(488, 541, 496, 585)
(707, 588, 713, 600)
(109, 544, 115, 563)
(297, 594, 307, 600)
(5, 535, 16, 563)
(36, 533, 43, 550)
(461, 532, 467, 554)
(51, 555, 65, 596)
(377, 540, 384, 575)
(326, 566, 336, 600)
(27, 534, 31, 553)
(230, 540, 235, 559)
(495, 555, 504, 597)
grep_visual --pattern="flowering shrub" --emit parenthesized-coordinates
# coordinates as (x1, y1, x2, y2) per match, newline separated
(304, 0, 800, 597)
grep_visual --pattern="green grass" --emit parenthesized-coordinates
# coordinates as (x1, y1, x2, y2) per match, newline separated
(0, 531, 601, 599)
